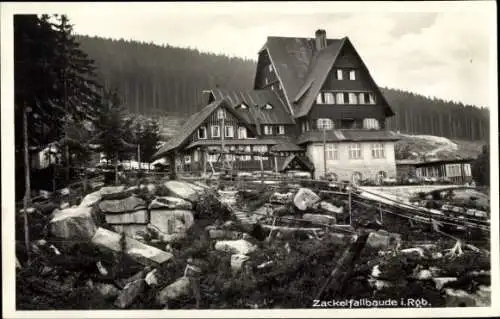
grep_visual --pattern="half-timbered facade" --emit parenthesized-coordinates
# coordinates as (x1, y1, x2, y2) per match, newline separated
(153, 29, 400, 181)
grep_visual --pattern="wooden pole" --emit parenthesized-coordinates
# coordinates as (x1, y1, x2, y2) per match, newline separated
(348, 186, 352, 226)
(22, 106, 31, 265)
(322, 126, 327, 178)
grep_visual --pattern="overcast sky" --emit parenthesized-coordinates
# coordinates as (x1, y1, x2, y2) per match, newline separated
(4, 1, 497, 108)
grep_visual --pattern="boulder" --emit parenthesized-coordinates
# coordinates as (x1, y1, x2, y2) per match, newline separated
(161, 233, 187, 244)
(149, 210, 194, 234)
(98, 196, 146, 214)
(149, 197, 193, 210)
(218, 190, 238, 206)
(156, 276, 191, 305)
(99, 186, 128, 200)
(60, 202, 70, 209)
(146, 184, 157, 195)
(433, 277, 458, 290)
(293, 188, 320, 211)
(413, 269, 433, 280)
(443, 288, 481, 307)
(231, 254, 250, 273)
(365, 230, 401, 251)
(112, 224, 148, 238)
(60, 188, 70, 196)
(114, 279, 145, 308)
(95, 283, 120, 299)
(302, 213, 336, 226)
(163, 180, 201, 203)
(269, 192, 293, 204)
(105, 210, 149, 224)
(215, 240, 257, 255)
(79, 190, 102, 207)
(318, 201, 344, 214)
(49, 206, 97, 240)
(91, 227, 173, 266)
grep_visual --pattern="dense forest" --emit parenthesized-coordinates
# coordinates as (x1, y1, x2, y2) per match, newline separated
(77, 35, 490, 141)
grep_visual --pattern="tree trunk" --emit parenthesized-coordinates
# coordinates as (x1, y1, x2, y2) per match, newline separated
(22, 106, 31, 265)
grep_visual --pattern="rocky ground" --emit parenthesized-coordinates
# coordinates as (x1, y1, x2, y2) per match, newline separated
(15, 177, 491, 309)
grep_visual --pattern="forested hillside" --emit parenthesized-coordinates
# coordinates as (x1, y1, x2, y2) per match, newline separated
(77, 35, 490, 141)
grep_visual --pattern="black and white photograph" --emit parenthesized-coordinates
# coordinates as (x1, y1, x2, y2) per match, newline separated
(1, 1, 498, 318)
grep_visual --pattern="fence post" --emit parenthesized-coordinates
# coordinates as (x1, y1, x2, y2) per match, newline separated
(348, 185, 352, 226)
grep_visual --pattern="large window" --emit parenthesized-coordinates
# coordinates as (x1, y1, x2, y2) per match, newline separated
(211, 125, 220, 138)
(349, 143, 362, 159)
(238, 126, 247, 139)
(369, 93, 376, 104)
(446, 164, 462, 177)
(371, 143, 385, 159)
(324, 92, 335, 104)
(359, 93, 366, 104)
(263, 125, 273, 135)
(254, 145, 268, 160)
(184, 155, 191, 164)
(326, 144, 339, 160)
(225, 125, 234, 138)
(464, 163, 472, 176)
(198, 126, 207, 139)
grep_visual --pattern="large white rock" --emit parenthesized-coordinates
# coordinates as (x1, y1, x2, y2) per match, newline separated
(95, 283, 120, 299)
(156, 276, 191, 305)
(105, 209, 149, 224)
(269, 192, 293, 204)
(293, 188, 320, 211)
(164, 181, 201, 203)
(150, 197, 193, 210)
(433, 277, 457, 290)
(150, 210, 194, 234)
(49, 207, 97, 240)
(302, 213, 336, 226)
(218, 190, 238, 206)
(79, 190, 102, 208)
(318, 201, 344, 214)
(91, 227, 172, 265)
(215, 240, 257, 255)
(443, 288, 490, 307)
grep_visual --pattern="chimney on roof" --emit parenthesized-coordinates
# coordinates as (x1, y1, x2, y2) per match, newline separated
(315, 29, 327, 51)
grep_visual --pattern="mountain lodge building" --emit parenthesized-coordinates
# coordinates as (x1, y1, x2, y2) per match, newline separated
(153, 29, 400, 182)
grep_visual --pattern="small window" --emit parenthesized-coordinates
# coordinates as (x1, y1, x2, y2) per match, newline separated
(336, 92, 344, 104)
(363, 118, 380, 129)
(305, 121, 310, 131)
(207, 153, 218, 163)
(371, 143, 385, 159)
(369, 93, 376, 104)
(349, 143, 362, 159)
(198, 126, 207, 139)
(263, 125, 273, 135)
(326, 144, 339, 160)
(324, 92, 335, 104)
(301, 122, 306, 132)
(358, 92, 366, 104)
(316, 93, 323, 104)
(217, 109, 225, 119)
(336, 69, 343, 80)
(349, 70, 356, 80)
(317, 118, 333, 130)
(184, 155, 191, 164)
(225, 125, 234, 138)
(271, 85, 275, 91)
(278, 125, 285, 135)
(348, 92, 358, 104)
(239, 103, 248, 109)
(265, 77, 269, 85)
(238, 126, 247, 139)
(211, 125, 220, 138)
(265, 103, 273, 109)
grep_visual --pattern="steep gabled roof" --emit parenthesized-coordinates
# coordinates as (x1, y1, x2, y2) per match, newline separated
(292, 39, 345, 117)
(210, 88, 295, 124)
(258, 37, 342, 115)
(260, 36, 394, 119)
(151, 99, 256, 159)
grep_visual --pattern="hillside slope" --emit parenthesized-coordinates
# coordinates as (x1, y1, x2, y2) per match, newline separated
(77, 35, 489, 141)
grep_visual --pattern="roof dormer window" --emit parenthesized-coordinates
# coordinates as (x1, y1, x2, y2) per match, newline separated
(349, 70, 356, 80)
(268, 64, 273, 72)
(336, 69, 343, 80)
(239, 102, 248, 109)
(265, 103, 273, 110)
